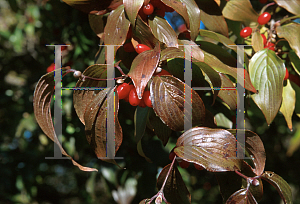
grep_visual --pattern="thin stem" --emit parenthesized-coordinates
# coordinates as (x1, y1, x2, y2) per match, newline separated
(280, 15, 300, 25)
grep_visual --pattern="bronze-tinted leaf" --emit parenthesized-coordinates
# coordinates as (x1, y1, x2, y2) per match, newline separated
(73, 64, 107, 125)
(203, 51, 257, 93)
(276, 22, 300, 59)
(62, 0, 123, 15)
(123, 0, 143, 25)
(128, 43, 160, 99)
(33, 70, 97, 172)
(88, 14, 106, 38)
(84, 88, 123, 160)
(178, 39, 204, 62)
(156, 164, 191, 204)
(199, 30, 236, 50)
(228, 130, 266, 176)
(218, 73, 238, 110)
(252, 30, 264, 53)
(226, 188, 257, 204)
(133, 15, 158, 48)
(149, 16, 178, 47)
(222, 0, 259, 23)
(261, 171, 293, 204)
(280, 80, 296, 131)
(147, 109, 172, 146)
(195, 0, 228, 37)
(180, 0, 201, 41)
(274, 0, 300, 15)
(160, 47, 184, 61)
(150, 76, 206, 131)
(175, 127, 243, 172)
(161, 0, 190, 28)
(103, 5, 130, 51)
(249, 49, 285, 125)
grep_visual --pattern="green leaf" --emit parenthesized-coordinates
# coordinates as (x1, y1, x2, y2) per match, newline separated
(134, 106, 150, 143)
(222, 0, 259, 23)
(33, 70, 97, 172)
(249, 49, 285, 125)
(289, 51, 300, 75)
(123, 0, 143, 25)
(128, 43, 160, 99)
(261, 171, 293, 204)
(199, 30, 236, 50)
(175, 127, 243, 172)
(195, 0, 228, 37)
(276, 22, 300, 59)
(178, 39, 204, 62)
(280, 79, 296, 131)
(252, 30, 264, 53)
(88, 14, 105, 38)
(274, 0, 300, 15)
(226, 188, 257, 204)
(218, 73, 238, 111)
(291, 81, 300, 118)
(150, 76, 206, 131)
(156, 164, 191, 204)
(137, 140, 152, 163)
(149, 16, 178, 47)
(161, 0, 190, 28)
(287, 124, 300, 156)
(103, 5, 130, 51)
(62, 0, 123, 15)
(180, 0, 201, 41)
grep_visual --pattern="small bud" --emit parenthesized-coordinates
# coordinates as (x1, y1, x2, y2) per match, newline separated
(155, 67, 162, 73)
(155, 194, 162, 204)
(271, 38, 276, 43)
(272, 34, 276, 39)
(73, 71, 82, 78)
(251, 179, 260, 186)
(116, 78, 125, 84)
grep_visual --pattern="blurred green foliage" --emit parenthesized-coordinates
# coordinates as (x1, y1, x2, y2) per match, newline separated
(0, 0, 300, 204)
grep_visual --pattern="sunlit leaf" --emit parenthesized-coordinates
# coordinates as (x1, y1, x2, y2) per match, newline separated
(195, 0, 228, 37)
(261, 171, 293, 204)
(226, 188, 257, 204)
(249, 49, 285, 125)
(123, 0, 143, 25)
(276, 22, 300, 59)
(222, 0, 259, 23)
(128, 43, 160, 99)
(175, 127, 243, 172)
(274, 0, 300, 15)
(33, 70, 97, 172)
(62, 0, 123, 15)
(252, 30, 264, 53)
(150, 76, 206, 131)
(280, 80, 296, 131)
(160, 47, 184, 61)
(199, 30, 236, 50)
(161, 0, 190, 28)
(147, 109, 172, 146)
(156, 163, 191, 204)
(74, 65, 107, 124)
(103, 5, 130, 51)
(289, 51, 300, 75)
(178, 39, 204, 62)
(180, 0, 201, 41)
(218, 73, 238, 111)
(286, 124, 300, 157)
(149, 16, 178, 47)
(228, 130, 266, 176)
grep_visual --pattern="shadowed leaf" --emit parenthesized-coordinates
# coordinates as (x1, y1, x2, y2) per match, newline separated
(123, 0, 143, 25)
(137, 140, 152, 163)
(161, 0, 190, 28)
(128, 43, 160, 99)
(150, 76, 205, 131)
(261, 171, 292, 204)
(249, 49, 285, 125)
(134, 106, 150, 143)
(286, 124, 300, 157)
(276, 22, 300, 59)
(274, 0, 300, 15)
(33, 70, 97, 172)
(181, 0, 200, 41)
(149, 16, 178, 47)
(280, 79, 296, 131)
(88, 14, 106, 38)
(157, 163, 191, 204)
(289, 51, 300, 75)
(226, 188, 257, 204)
(174, 127, 243, 172)
(222, 0, 259, 23)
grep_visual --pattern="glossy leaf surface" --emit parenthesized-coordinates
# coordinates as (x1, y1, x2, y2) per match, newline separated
(181, 0, 200, 41)
(123, 0, 143, 25)
(274, 0, 300, 15)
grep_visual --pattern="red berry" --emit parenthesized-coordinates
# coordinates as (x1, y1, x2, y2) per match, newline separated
(135, 44, 151, 54)
(129, 87, 141, 106)
(261, 34, 267, 45)
(124, 85, 134, 102)
(143, 3, 154, 15)
(116, 83, 131, 99)
(194, 163, 204, 170)
(169, 151, 176, 161)
(258, 12, 271, 25)
(259, 0, 268, 3)
(240, 27, 252, 38)
(179, 160, 190, 168)
(143, 90, 152, 108)
(265, 42, 275, 51)
(284, 68, 289, 81)
(47, 63, 55, 73)
(123, 42, 135, 52)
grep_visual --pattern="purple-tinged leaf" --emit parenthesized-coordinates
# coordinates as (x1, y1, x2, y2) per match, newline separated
(180, 0, 200, 41)
(226, 188, 257, 204)
(123, 0, 144, 25)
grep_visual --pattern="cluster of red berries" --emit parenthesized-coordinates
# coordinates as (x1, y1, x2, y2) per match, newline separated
(240, 12, 271, 38)
(169, 150, 204, 170)
(116, 83, 153, 108)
